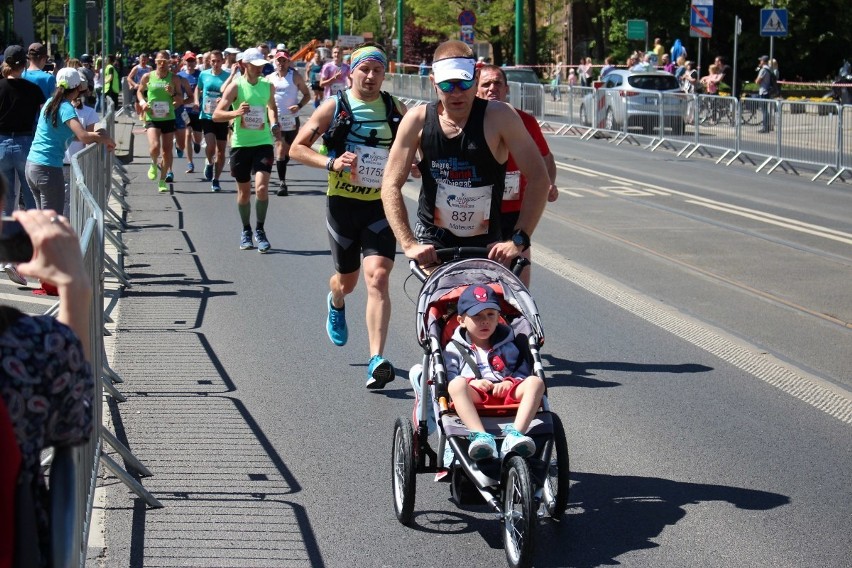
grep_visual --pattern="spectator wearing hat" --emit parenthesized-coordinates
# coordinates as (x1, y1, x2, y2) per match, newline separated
(78, 54, 96, 107)
(223, 47, 240, 72)
(26, 67, 116, 213)
(22, 43, 56, 99)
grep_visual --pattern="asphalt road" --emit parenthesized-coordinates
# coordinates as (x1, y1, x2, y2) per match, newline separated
(97, 122, 851, 567)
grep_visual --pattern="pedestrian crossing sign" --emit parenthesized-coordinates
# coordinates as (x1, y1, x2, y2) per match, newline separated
(760, 8, 788, 37)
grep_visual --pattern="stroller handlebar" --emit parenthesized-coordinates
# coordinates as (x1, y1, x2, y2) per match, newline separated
(408, 247, 529, 282)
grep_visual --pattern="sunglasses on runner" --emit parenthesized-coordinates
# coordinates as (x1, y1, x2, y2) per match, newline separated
(436, 79, 475, 93)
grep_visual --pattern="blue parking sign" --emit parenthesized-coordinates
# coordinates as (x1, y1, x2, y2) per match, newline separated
(760, 8, 788, 37)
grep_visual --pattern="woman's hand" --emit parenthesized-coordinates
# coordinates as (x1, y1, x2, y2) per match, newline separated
(12, 210, 89, 291)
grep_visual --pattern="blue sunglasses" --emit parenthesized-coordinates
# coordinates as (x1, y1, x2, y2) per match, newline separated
(436, 79, 475, 93)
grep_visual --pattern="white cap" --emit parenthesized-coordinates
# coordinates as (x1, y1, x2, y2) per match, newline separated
(241, 47, 266, 67)
(276, 43, 286, 51)
(432, 57, 476, 83)
(223, 47, 240, 55)
(56, 67, 82, 89)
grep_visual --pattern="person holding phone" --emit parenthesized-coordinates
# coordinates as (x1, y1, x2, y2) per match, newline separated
(0, 172, 94, 567)
(26, 68, 116, 214)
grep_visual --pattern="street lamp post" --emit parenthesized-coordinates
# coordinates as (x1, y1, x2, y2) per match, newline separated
(169, 1, 174, 53)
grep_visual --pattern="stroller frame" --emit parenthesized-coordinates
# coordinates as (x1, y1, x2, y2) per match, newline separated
(392, 251, 570, 568)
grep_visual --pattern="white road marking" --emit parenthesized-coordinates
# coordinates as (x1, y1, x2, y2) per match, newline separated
(534, 243, 852, 425)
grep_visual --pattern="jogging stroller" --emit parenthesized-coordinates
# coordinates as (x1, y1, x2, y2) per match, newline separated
(391, 248, 570, 568)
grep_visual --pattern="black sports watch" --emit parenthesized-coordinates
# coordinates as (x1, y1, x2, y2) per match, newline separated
(511, 229, 531, 251)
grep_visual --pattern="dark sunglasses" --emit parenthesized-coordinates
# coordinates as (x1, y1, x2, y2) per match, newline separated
(436, 79, 475, 93)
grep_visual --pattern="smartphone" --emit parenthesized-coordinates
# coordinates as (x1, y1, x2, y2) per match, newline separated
(43, 63, 55, 73)
(0, 217, 34, 263)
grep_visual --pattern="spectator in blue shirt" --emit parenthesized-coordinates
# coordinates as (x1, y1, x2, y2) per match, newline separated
(21, 43, 55, 99)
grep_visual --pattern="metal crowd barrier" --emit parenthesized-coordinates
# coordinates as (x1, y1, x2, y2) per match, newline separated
(385, 73, 852, 185)
(46, 99, 160, 567)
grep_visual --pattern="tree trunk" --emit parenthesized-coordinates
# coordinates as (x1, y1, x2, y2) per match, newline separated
(526, 0, 537, 66)
(376, 0, 388, 43)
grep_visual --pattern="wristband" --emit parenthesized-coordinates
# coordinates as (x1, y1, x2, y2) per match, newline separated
(326, 157, 335, 171)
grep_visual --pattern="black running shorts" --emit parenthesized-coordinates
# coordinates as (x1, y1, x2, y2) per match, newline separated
(200, 118, 229, 141)
(145, 119, 177, 134)
(229, 145, 274, 183)
(327, 196, 397, 274)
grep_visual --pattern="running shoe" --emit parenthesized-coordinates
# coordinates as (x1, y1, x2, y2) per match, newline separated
(366, 355, 395, 389)
(239, 229, 254, 250)
(176, 148, 184, 159)
(185, 161, 194, 174)
(326, 292, 348, 346)
(193, 142, 201, 153)
(211, 179, 221, 192)
(204, 163, 213, 181)
(255, 228, 270, 253)
(165, 171, 174, 183)
(500, 425, 535, 458)
(468, 432, 498, 461)
(276, 182, 288, 196)
(3, 264, 26, 286)
(147, 162, 157, 180)
(157, 180, 168, 193)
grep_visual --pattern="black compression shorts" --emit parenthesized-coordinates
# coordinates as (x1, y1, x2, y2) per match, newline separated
(327, 196, 396, 274)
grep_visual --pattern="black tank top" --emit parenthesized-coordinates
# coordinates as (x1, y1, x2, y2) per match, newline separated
(417, 97, 506, 244)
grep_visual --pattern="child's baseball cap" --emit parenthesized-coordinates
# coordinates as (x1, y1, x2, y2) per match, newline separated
(457, 285, 501, 316)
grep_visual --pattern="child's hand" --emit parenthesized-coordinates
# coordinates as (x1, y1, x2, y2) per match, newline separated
(473, 379, 493, 392)
(491, 379, 514, 397)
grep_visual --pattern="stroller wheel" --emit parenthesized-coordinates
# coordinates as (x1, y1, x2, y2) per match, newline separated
(392, 417, 416, 524)
(542, 413, 571, 519)
(502, 456, 535, 568)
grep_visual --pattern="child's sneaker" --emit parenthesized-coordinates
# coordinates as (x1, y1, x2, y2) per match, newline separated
(500, 425, 535, 458)
(467, 432, 497, 461)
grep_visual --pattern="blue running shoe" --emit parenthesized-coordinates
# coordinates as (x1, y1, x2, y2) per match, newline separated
(211, 179, 221, 192)
(176, 148, 184, 159)
(326, 292, 348, 346)
(255, 228, 270, 253)
(500, 425, 535, 458)
(366, 355, 395, 389)
(185, 161, 194, 174)
(468, 432, 497, 461)
(239, 229, 254, 250)
(165, 171, 174, 183)
(204, 163, 213, 181)
(193, 142, 201, 153)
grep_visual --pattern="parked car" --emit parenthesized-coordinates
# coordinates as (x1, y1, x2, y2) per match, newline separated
(502, 67, 544, 116)
(579, 69, 688, 135)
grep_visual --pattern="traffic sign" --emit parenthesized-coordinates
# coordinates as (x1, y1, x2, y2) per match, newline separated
(690, 0, 713, 38)
(760, 8, 788, 37)
(626, 19, 647, 41)
(47, 15, 65, 25)
(458, 10, 476, 26)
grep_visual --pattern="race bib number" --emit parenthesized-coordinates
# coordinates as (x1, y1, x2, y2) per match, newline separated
(279, 112, 297, 131)
(349, 145, 389, 189)
(434, 181, 492, 237)
(242, 105, 265, 130)
(151, 101, 169, 118)
(203, 96, 220, 115)
(503, 171, 521, 201)
(330, 81, 346, 95)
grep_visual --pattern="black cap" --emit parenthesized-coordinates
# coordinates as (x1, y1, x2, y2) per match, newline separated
(81, 53, 93, 64)
(3, 45, 26, 67)
(759, 55, 770, 63)
(27, 42, 47, 58)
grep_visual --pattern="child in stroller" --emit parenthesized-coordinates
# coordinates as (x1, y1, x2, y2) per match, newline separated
(444, 284, 545, 461)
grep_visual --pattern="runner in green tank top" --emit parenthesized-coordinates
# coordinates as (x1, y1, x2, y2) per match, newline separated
(137, 50, 184, 192)
(213, 48, 278, 253)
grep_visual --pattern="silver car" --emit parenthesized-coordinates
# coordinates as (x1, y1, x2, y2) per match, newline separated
(579, 69, 688, 135)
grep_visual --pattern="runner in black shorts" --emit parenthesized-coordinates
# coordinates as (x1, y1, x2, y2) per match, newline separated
(327, 197, 397, 274)
(199, 118, 228, 141)
(291, 43, 410, 390)
(230, 145, 274, 183)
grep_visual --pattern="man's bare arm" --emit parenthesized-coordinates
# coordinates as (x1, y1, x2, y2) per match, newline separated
(288, 98, 337, 168)
(381, 106, 426, 253)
